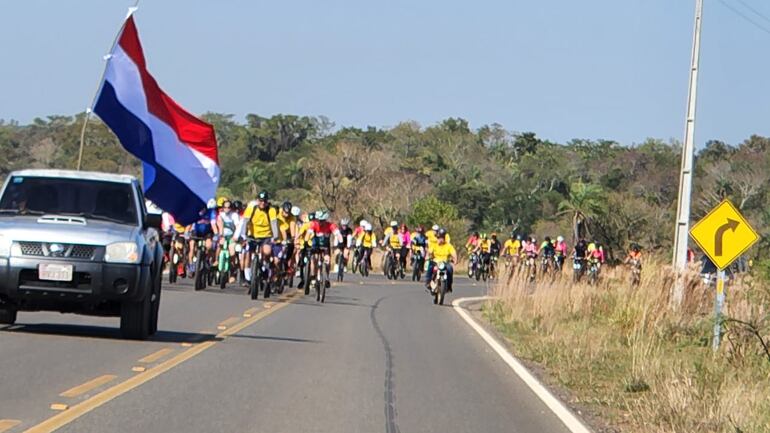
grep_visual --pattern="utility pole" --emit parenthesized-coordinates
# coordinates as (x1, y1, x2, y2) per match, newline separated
(672, 0, 704, 307)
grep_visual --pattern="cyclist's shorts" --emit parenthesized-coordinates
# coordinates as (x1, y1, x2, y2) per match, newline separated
(312, 236, 331, 250)
(193, 223, 213, 238)
(248, 237, 272, 252)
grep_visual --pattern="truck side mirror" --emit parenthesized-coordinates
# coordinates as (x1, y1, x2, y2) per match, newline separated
(144, 213, 162, 230)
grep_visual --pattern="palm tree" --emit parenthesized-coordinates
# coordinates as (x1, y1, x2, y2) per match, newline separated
(558, 181, 607, 243)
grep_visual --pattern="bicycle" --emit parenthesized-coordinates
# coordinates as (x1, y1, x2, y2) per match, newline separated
(248, 238, 275, 300)
(411, 249, 425, 282)
(384, 248, 401, 280)
(192, 237, 213, 291)
(306, 247, 330, 303)
(335, 247, 347, 282)
(217, 236, 233, 289)
(358, 248, 371, 277)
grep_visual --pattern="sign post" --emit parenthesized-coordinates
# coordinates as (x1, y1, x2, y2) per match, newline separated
(689, 199, 759, 351)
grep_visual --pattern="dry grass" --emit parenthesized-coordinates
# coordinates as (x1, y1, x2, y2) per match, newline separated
(484, 260, 770, 433)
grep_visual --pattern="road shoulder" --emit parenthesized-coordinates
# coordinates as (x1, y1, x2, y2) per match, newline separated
(453, 296, 616, 433)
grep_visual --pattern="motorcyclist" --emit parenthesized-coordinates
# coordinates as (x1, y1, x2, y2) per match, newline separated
(426, 229, 457, 292)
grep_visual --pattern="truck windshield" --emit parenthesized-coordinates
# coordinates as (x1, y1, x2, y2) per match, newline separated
(0, 176, 138, 225)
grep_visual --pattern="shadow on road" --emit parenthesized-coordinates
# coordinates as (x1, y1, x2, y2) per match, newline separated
(0, 323, 220, 343)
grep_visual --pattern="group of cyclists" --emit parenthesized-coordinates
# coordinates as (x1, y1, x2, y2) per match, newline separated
(157, 190, 645, 302)
(156, 192, 463, 302)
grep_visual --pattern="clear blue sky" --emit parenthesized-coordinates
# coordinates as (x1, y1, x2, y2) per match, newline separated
(1, 0, 768, 146)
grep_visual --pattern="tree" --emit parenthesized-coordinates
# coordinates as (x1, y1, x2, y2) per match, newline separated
(558, 181, 607, 243)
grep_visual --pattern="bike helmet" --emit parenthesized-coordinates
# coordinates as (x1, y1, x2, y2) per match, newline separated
(481, 233, 488, 239)
(432, 224, 440, 231)
(557, 236, 564, 242)
(437, 228, 447, 238)
(340, 218, 350, 226)
(257, 190, 269, 201)
(360, 219, 368, 228)
(316, 210, 330, 221)
(216, 196, 227, 208)
(232, 200, 243, 211)
(516, 234, 522, 241)
(390, 220, 398, 228)
(206, 198, 217, 209)
(281, 201, 292, 212)
(291, 206, 301, 217)
(308, 212, 316, 221)
(365, 222, 373, 232)
(545, 236, 551, 243)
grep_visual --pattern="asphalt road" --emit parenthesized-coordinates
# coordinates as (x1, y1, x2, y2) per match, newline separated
(0, 269, 573, 433)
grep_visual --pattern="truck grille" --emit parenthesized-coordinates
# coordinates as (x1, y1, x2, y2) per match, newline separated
(19, 242, 44, 256)
(17, 242, 99, 260)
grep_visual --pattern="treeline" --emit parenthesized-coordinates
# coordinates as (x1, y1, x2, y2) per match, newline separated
(2, 114, 768, 261)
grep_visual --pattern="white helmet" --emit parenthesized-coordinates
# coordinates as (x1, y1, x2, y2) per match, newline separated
(207, 198, 217, 209)
(340, 218, 350, 226)
(291, 206, 301, 217)
(557, 236, 564, 242)
(390, 220, 398, 227)
(360, 219, 369, 228)
(364, 222, 373, 231)
(432, 224, 439, 231)
(316, 210, 330, 221)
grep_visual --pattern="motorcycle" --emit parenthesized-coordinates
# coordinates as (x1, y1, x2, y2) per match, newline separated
(429, 261, 449, 306)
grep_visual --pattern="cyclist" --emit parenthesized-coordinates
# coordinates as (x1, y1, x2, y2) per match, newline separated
(356, 222, 377, 272)
(306, 210, 342, 288)
(489, 233, 501, 277)
(398, 223, 411, 273)
(426, 229, 457, 292)
(475, 233, 492, 271)
(187, 199, 218, 275)
(523, 236, 538, 270)
(540, 236, 556, 266)
(238, 191, 279, 284)
(215, 199, 239, 281)
(465, 231, 480, 251)
(382, 221, 403, 275)
(554, 236, 568, 270)
(502, 233, 518, 261)
(624, 243, 643, 266)
(276, 201, 298, 275)
(411, 225, 428, 265)
(335, 218, 354, 273)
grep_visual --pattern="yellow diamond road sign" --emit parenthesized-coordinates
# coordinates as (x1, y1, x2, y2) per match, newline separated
(689, 200, 759, 270)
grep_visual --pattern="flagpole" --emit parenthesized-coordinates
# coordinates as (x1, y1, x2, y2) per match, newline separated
(76, 1, 141, 171)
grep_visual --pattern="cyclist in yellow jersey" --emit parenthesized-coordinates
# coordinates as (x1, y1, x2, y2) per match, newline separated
(237, 190, 279, 284)
(294, 212, 314, 280)
(382, 221, 403, 277)
(425, 224, 451, 251)
(276, 201, 299, 276)
(426, 229, 457, 292)
(355, 222, 376, 273)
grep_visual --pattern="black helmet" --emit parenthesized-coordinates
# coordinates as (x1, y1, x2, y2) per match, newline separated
(281, 201, 292, 212)
(545, 236, 551, 242)
(308, 211, 316, 221)
(257, 190, 269, 201)
(437, 228, 447, 238)
(232, 200, 243, 211)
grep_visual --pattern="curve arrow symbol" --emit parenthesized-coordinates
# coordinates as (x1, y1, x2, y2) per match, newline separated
(714, 218, 739, 257)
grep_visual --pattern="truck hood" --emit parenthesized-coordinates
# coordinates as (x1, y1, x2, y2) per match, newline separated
(0, 215, 139, 246)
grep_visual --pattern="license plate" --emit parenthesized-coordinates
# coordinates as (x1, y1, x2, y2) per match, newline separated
(39, 264, 74, 282)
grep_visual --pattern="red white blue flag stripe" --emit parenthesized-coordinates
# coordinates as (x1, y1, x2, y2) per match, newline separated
(93, 15, 219, 225)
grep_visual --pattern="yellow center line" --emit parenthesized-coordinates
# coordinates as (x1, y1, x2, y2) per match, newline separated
(0, 420, 21, 433)
(59, 375, 117, 398)
(138, 348, 174, 364)
(21, 292, 300, 433)
(216, 317, 241, 330)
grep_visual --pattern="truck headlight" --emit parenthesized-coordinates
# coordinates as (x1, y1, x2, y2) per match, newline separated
(105, 242, 140, 264)
(0, 234, 10, 257)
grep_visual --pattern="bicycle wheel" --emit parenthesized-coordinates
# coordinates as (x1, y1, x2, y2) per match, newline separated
(249, 259, 259, 300)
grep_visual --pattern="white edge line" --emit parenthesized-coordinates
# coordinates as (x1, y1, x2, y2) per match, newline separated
(452, 296, 593, 433)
